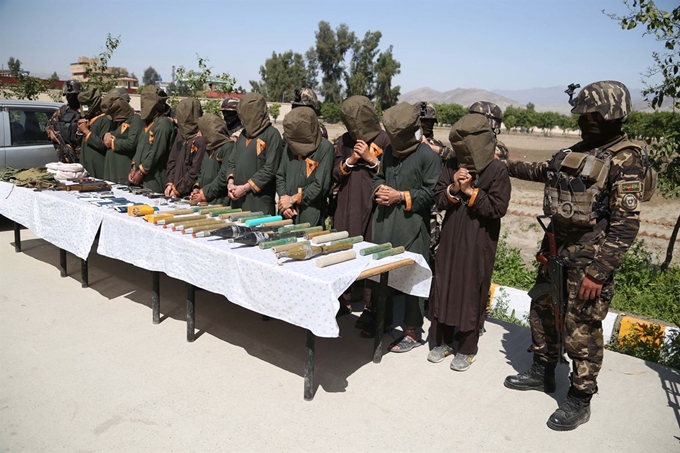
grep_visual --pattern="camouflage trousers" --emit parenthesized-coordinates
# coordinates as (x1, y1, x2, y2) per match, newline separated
(528, 266, 614, 395)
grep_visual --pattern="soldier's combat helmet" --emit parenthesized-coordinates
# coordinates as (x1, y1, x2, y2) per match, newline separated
(415, 102, 437, 121)
(570, 80, 631, 121)
(469, 101, 503, 134)
(292, 87, 320, 112)
(220, 97, 240, 111)
(62, 80, 83, 96)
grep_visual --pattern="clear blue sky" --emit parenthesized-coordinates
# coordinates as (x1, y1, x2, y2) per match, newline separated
(0, 0, 675, 94)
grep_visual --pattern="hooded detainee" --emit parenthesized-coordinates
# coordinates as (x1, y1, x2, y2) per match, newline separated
(165, 98, 206, 197)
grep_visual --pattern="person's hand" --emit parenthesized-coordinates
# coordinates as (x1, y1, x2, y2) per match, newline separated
(281, 207, 297, 219)
(579, 275, 603, 301)
(47, 129, 57, 142)
(278, 195, 292, 212)
(164, 185, 174, 197)
(375, 185, 402, 206)
(190, 189, 206, 203)
(231, 184, 248, 200)
(103, 133, 113, 148)
(77, 119, 90, 134)
(128, 169, 143, 186)
(346, 150, 360, 166)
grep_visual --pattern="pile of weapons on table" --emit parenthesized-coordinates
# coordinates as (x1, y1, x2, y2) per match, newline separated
(131, 205, 404, 268)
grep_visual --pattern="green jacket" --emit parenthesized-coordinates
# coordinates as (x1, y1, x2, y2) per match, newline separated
(276, 139, 333, 227)
(132, 116, 175, 193)
(195, 141, 234, 206)
(104, 114, 143, 183)
(81, 114, 113, 179)
(226, 125, 282, 215)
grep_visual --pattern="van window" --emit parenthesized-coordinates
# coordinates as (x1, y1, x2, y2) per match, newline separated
(8, 108, 54, 146)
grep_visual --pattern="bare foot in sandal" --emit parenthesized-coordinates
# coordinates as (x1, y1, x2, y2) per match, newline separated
(388, 328, 423, 353)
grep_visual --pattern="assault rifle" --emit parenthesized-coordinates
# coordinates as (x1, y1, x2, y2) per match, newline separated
(529, 215, 568, 364)
(54, 133, 78, 164)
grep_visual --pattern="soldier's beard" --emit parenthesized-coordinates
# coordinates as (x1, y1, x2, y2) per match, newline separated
(578, 116, 622, 146)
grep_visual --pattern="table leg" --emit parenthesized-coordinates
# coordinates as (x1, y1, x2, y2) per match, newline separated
(59, 249, 67, 277)
(81, 259, 89, 288)
(187, 283, 195, 343)
(373, 271, 389, 364)
(304, 329, 315, 401)
(13, 222, 21, 253)
(151, 271, 160, 324)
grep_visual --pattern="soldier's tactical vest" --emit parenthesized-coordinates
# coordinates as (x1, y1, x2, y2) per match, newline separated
(56, 108, 81, 146)
(544, 140, 655, 227)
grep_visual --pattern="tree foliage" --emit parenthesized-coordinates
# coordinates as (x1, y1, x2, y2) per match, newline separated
(84, 34, 121, 92)
(143, 66, 160, 85)
(433, 103, 467, 125)
(373, 45, 401, 112)
(607, 0, 680, 197)
(0, 57, 49, 100)
(345, 30, 382, 99)
(315, 21, 355, 104)
(320, 102, 342, 123)
(268, 103, 281, 123)
(169, 54, 235, 98)
(249, 51, 310, 102)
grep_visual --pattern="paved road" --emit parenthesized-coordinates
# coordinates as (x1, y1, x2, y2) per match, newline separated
(1, 225, 678, 452)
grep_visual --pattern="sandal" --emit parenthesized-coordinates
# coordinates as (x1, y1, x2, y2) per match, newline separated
(355, 309, 375, 330)
(388, 335, 423, 353)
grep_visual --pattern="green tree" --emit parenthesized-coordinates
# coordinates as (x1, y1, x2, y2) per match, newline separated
(170, 54, 235, 98)
(608, 0, 680, 196)
(48, 71, 59, 89)
(320, 102, 342, 123)
(249, 50, 308, 102)
(315, 21, 356, 104)
(536, 111, 560, 136)
(84, 34, 121, 92)
(434, 103, 466, 125)
(143, 66, 160, 85)
(374, 45, 401, 111)
(304, 47, 320, 92)
(0, 56, 48, 100)
(269, 103, 281, 123)
(345, 30, 382, 99)
(503, 114, 517, 132)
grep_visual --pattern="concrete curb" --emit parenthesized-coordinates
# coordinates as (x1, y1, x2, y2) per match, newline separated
(488, 284, 677, 346)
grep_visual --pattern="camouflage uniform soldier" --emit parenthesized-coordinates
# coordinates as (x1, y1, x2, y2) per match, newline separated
(220, 97, 244, 137)
(416, 102, 454, 161)
(503, 81, 644, 431)
(291, 87, 328, 139)
(468, 101, 508, 162)
(46, 80, 83, 163)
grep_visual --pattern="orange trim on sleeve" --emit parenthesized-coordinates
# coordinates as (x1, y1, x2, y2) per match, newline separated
(199, 189, 207, 202)
(296, 187, 302, 204)
(445, 184, 460, 204)
(402, 191, 412, 211)
(139, 164, 149, 175)
(468, 188, 479, 207)
(339, 160, 351, 175)
(111, 137, 116, 151)
(226, 173, 234, 182)
(169, 182, 180, 197)
(372, 184, 384, 197)
(84, 131, 92, 142)
(247, 178, 261, 193)
(120, 123, 130, 134)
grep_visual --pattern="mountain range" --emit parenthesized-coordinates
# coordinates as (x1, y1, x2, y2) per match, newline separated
(399, 85, 669, 114)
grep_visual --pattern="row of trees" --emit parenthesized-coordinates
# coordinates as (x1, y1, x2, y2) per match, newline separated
(249, 21, 401, 112)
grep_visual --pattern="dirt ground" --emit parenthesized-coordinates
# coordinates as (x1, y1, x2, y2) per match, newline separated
(310, 123, 680, 266)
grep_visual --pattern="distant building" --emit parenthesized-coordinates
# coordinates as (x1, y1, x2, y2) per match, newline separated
(69, 57, 137, 88)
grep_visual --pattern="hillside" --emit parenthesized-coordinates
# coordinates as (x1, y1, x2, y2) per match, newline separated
(399, 87, 520, 110)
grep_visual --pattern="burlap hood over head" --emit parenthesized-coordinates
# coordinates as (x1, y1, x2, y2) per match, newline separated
(340, 96, 381, 143)
(100, 91, 121, 115)
(383, 103, 422, 157)
(77, 87, 102, 118)
(108, 87, 131, 103)
(197, 114, 229, 152)
(106, 97, 135, 124)
(449, 113, 496, 174)
(176, 98, 203, 138)
(237, 93, 270, 138)
(140, 85, 166, 121)
(283, 107, 322, 157)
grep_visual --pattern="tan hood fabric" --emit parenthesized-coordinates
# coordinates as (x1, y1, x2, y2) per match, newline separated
(100, 91, 121, 115)
(237, 93, 270, 138)
(107, 97, 135, 124)
(283, 108, 322, 157)
(197, 114, 229, 152)
(177, 98, 202, 138)
(383, 103, 422, 157)
(140, 85, 166, 121)
(448, 113, 496, 174)
(77, 87, 102, 118)
(340, 96, 382, 143)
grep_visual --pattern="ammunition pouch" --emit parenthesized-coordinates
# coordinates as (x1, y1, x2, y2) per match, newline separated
(543, 150, 610, 227)
(528, 282, 552, 301)
(56, 108, 81, 147)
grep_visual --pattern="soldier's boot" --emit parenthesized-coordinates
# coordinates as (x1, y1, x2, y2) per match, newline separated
(503, 357, 556, 393)
(546, 387, 592, 431)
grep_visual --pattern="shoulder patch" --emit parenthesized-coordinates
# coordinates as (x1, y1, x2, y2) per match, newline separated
(622, 193, 638, 211)
(620, 181, 642, 193)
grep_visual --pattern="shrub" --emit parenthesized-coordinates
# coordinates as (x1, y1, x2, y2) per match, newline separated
(492, 234, 536, 290)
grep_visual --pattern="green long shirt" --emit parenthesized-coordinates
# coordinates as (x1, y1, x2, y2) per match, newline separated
(195, 141, 234, 206)
(104, 114, 143, 184)
(132, 116, 175, 193)
(81, 114, 113, 179)
(371, 143, 442, 260)
(276, 139, 334, 227)
(226, 125, 282, 215)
